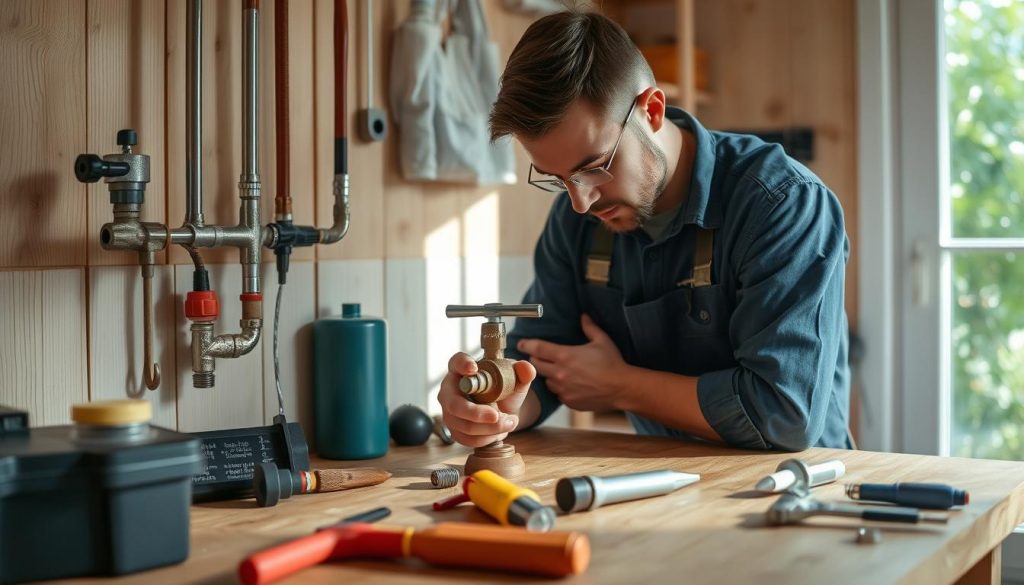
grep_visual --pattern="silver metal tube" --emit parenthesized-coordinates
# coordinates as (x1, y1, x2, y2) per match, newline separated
(170, 225, 258, 248)
(242, 5, 258, 181)
(191, 322, 215, 388)
(445, 304, 544, 319)
(238, 4, 261, 295)
(556, 471, 700, 514)
(186, 0, 204, 226)
(319, 173, 351, 244)
(206, 320, 262, 358)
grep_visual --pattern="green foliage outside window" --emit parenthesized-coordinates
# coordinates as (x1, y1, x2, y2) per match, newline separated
(946, 0, 1024, 459)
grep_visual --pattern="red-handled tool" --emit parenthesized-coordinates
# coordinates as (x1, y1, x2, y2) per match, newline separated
(238, 520, 589, 584)
(239, 507, 390, 585)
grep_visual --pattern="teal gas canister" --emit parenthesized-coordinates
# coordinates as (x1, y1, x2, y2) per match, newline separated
(314, 303, 388, 459)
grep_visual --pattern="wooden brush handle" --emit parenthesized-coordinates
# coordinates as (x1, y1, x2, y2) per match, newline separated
(313, 468, 391, 492)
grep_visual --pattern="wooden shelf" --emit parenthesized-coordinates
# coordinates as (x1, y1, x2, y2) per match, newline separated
(656, 81, 713, 108)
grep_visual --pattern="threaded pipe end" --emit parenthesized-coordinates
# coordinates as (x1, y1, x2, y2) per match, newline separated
(193, 372, 215, 388)
(458, 371, 492, 395)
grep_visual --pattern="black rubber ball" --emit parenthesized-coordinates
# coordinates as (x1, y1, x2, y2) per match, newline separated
(389, 404, 433, 446)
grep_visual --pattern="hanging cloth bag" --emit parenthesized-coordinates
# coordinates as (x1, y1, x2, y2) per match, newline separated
(389, 0, 516, 185)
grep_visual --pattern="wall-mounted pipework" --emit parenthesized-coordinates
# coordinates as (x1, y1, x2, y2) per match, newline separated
(74, 0, 355, 392)
(75, 129, 165, 391)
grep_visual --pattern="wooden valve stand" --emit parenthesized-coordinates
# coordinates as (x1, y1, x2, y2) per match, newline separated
(445, 303, 543, 479)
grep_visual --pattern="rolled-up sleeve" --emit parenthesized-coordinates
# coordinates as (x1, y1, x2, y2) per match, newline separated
(505, 197, 587, 428)
(697, 180, 849, 451)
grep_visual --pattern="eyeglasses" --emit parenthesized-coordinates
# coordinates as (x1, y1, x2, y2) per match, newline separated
(527, 98, 638, 193)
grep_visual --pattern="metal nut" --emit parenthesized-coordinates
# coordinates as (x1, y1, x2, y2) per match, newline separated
(856, 527, 882, 544)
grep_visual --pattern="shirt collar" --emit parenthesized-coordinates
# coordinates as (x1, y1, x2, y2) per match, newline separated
(665, 107, 721, 231)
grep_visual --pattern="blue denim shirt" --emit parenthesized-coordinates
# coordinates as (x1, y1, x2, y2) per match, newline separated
(506, 107, 851, 451)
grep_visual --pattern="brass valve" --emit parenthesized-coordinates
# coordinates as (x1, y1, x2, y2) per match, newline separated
(445, 303, 543, 479)
(445, 304, 543, 404)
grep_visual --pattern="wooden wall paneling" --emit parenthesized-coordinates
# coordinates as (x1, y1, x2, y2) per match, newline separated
(425, 252, 466, 414)
(677, 0, 696, 112)
(316, 259, 385, 319)
(174, 263, 264, 432)
(261, 261, 315, 433)
(88, 265, 177, 428)
(0, 0, 87, 268)
(0, 269, 88, 426)
(86, 0, 167, 267)
(42, 270, 90, 421)
(384, 259, 430, 410)
(497, 169, 552, 256)
(316, 0, 386, 261)
(694, 0, 795, 129)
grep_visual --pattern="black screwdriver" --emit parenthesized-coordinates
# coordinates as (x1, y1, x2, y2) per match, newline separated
(846, 483, 969, 509)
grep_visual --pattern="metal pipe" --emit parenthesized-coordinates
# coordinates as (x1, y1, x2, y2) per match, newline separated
(141, 261, 161, 390)
(275, 0, 292, 221)
(320, 174, 350, 243)
(186, 0, 204, 226)
(320, 0, 350, 245)
(207, 320, 262, 358)
(191, 322, 216, 388)
(242, 2, 259, 181)
(238, 0, 262, 296)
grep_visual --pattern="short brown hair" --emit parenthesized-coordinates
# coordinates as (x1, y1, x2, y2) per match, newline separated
(490, 10, 654, 142)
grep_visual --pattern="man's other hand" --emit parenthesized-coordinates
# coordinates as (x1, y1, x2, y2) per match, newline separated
(518, 314, 628, 412)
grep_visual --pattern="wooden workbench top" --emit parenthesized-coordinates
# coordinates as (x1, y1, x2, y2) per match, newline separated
(64, 427, 1024, 585)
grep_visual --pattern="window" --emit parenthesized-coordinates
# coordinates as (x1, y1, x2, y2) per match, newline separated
(945, 0, 1024, 459)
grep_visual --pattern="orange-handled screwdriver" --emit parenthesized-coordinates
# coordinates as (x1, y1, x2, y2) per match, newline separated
(238, 521, 590, 584)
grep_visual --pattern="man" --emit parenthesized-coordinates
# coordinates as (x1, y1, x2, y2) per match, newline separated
(437, 10, 851, 451)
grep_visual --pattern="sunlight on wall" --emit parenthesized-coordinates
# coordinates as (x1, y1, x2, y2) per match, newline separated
(421, 192, 500, 413)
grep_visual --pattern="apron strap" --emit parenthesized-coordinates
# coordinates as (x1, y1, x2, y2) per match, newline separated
(677, 228, 715, 288)
(585, 224, 614, 286)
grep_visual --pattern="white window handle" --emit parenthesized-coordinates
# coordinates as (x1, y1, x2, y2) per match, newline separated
(911, 240, 930, 307)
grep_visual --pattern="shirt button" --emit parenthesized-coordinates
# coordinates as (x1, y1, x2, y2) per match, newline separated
(699, 309, 710, 322)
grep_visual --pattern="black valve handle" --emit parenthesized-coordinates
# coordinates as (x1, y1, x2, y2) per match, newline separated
(116, 128, 137, 147)
(74, 154, 130, 183)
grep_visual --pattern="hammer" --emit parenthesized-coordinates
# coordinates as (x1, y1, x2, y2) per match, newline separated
(765, 491, 950, 526)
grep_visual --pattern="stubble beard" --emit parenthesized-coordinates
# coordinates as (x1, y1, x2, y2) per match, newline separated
(603, 128, 668, 233)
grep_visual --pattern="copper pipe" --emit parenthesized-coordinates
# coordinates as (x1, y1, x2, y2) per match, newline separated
(335, 0, 347, 143)
(320, 0, 350, 244)
(142, 262, 161, 391)
(274, 0, 292, 220)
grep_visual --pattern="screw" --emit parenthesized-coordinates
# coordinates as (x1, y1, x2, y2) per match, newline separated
(430, 467, 460, 489)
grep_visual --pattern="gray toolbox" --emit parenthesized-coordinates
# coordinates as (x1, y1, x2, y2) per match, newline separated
(0, 402, 204, 584)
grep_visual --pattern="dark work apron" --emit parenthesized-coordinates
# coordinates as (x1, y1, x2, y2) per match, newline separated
(580, 223, 736, 437)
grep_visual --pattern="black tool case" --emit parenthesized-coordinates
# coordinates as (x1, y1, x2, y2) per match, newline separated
(0, 423, 203, 584)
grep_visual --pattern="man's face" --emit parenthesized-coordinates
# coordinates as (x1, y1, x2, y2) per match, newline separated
(520, 99, 668, 233)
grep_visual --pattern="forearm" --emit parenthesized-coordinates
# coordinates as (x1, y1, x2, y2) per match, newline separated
(513, 389, 542, 432)
(613, 365, 722, 443)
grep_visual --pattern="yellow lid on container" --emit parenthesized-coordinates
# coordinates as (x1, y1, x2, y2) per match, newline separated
(72, 399, 152, 425)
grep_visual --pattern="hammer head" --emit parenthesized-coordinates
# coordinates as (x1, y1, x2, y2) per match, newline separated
(765, 491, 821, 525)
